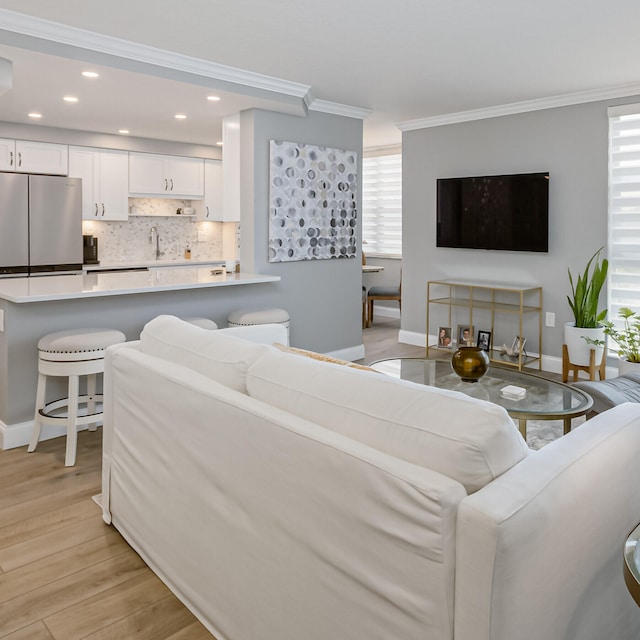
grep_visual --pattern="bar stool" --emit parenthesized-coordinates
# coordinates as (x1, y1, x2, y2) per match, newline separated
(182, 317, 218, 329)
(227, 308, 290, 338)
(28, 328, 126, 466)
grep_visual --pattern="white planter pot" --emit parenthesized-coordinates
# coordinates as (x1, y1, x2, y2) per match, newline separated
(618, 357, 640, 376)
(564, 322, 605, 367)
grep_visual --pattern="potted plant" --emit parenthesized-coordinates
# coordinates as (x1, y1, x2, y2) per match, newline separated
(603, 307, 640, 374)
(565, 247, 608, 366)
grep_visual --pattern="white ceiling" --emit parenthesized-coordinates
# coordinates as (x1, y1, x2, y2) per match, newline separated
(1, 0, 640, 149)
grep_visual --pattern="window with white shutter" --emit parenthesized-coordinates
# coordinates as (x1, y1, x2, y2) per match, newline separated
(608, 104, 640, 327)
(362, 149, 402, 257)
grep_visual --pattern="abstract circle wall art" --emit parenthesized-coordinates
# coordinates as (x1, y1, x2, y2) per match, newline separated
(268, 140, 358, 262)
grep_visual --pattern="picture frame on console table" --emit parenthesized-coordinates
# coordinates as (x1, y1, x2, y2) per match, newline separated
(438, 326, 452, 348)
(457, 325, 474, 346)
(477, 330, 491, 352)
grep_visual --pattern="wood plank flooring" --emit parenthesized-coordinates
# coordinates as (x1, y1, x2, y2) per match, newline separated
(0, 319, 406, 639)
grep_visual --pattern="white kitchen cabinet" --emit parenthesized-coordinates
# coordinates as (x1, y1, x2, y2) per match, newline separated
(129, 152, 204, 198)
(0, 139, 68, 175)
(0, 138, 15, 171)
(197, 159, 228, 221)
(69, 147, 129, 221)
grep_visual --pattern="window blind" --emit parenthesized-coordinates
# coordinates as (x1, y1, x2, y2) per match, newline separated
(608, 104, 640, 326)
(362, 153, 402, 257)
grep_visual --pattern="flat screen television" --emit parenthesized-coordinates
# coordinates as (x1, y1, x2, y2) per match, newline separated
(436, 172, 549, 252)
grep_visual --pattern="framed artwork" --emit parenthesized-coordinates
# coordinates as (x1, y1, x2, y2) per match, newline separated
(268, 140, 358, 262)
(457, 324, 474, 346)
(437, 326, 452, 348)
(477, 330, 492, 351)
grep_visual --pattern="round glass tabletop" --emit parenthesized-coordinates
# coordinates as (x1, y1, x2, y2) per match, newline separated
(625, 523, 640, 606)
(369, 357, 593, 425)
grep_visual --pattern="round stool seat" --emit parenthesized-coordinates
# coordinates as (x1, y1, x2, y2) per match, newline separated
(29, 327, 126, 467)
(228, 308, 290, 329)
(38, 328, 127, 362)
(183, 317, 218, 330)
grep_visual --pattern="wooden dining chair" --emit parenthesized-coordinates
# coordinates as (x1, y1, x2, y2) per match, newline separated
(367, 270, 401, 328)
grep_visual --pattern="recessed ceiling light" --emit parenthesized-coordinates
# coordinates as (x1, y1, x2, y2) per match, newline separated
(174, 114, 187, 120)
(28, 112, 42, 119)
(216, 141, 223, 146)
(207, 95, 221, 102)
(82, 71, 99, 78)
(118, 129, 130, 135)
(63, 96, 78, 103)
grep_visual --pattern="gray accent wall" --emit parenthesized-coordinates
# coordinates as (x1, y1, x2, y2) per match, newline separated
(239, 108, 364, 354)
(402, 96, 640, 358)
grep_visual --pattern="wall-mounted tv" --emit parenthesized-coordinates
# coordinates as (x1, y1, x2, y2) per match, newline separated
(436, 172, 549, 252)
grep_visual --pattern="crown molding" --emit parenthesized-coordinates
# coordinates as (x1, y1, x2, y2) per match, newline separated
(397, 83, 640, 131)
(308, 99, 372, 120)
(0, 8, 311, 99)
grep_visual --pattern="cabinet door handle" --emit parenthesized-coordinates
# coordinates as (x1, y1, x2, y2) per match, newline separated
(95, 203, 99, 216)
(206, 206, 210, 218)
(164, 178, 168, 191)
(9, 151, 13, 166)
(18, 152, 21, 167)
(170, 179, 174, 191)
(101, 204, 105, 217)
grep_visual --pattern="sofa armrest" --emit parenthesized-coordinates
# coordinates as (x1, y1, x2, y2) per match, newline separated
(100, 340, 140, 524)
(455, 404, 640, 640)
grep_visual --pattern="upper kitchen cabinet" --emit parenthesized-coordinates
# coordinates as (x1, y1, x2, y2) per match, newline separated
(196, 159, 229, 221)
(129, 153, 204, 198)
(0, 139, 68, 175)
(69, 147, 129, 221)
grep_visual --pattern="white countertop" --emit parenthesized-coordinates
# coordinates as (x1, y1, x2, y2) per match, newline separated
(0, 267, 280, 303)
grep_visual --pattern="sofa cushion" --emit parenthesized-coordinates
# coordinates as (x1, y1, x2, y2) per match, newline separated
(140, 315, 271, 393)
(272, 342, 377, 372)
(246, 349, 530, 493)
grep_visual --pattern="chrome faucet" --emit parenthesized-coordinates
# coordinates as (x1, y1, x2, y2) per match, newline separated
(149, 226, 163, 260)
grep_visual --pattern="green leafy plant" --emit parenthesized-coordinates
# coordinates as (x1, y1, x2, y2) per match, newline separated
(603, 307, 640, 363)
(567, 247, 608, 328)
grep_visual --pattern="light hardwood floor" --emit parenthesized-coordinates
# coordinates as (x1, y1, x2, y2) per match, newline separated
(0, 319, 408, 639)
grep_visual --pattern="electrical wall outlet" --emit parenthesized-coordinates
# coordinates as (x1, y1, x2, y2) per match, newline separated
(545, 312, 555, 328)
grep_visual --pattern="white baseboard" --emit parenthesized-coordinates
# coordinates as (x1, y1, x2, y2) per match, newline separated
(326, 343, 366, 362)
(1, 419, 95, 450)
(372, 305, 401, 320)
(398, 329, 427, 347)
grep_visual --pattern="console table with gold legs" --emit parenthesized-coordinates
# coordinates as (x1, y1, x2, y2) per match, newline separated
(426, 279, 543, 372)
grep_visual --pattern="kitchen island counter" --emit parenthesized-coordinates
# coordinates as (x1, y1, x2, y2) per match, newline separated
(0, 268, 279, 303)
(0, 267, 282, 448)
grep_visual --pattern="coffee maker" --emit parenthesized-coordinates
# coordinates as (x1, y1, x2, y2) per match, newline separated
(83, 235, 99, 264)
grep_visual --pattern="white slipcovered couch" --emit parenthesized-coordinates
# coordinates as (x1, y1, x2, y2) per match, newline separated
(101, 315, 640, 640)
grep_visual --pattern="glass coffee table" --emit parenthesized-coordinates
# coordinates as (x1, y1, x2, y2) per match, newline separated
(369, 358, 593, 439)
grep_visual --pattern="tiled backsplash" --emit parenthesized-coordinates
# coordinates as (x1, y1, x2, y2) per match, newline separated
(82, 198, 233, 264)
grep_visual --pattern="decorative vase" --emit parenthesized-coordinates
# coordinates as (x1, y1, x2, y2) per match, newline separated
(451, 345, 490, 383)
(564, 322, 605, 367)
(618, 357, 640, 376)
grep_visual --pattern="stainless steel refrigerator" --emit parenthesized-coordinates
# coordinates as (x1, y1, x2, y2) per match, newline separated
(0, 173, 83, 276)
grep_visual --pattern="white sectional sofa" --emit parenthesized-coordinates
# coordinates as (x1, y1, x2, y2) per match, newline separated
(101, 315, 640, 640)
